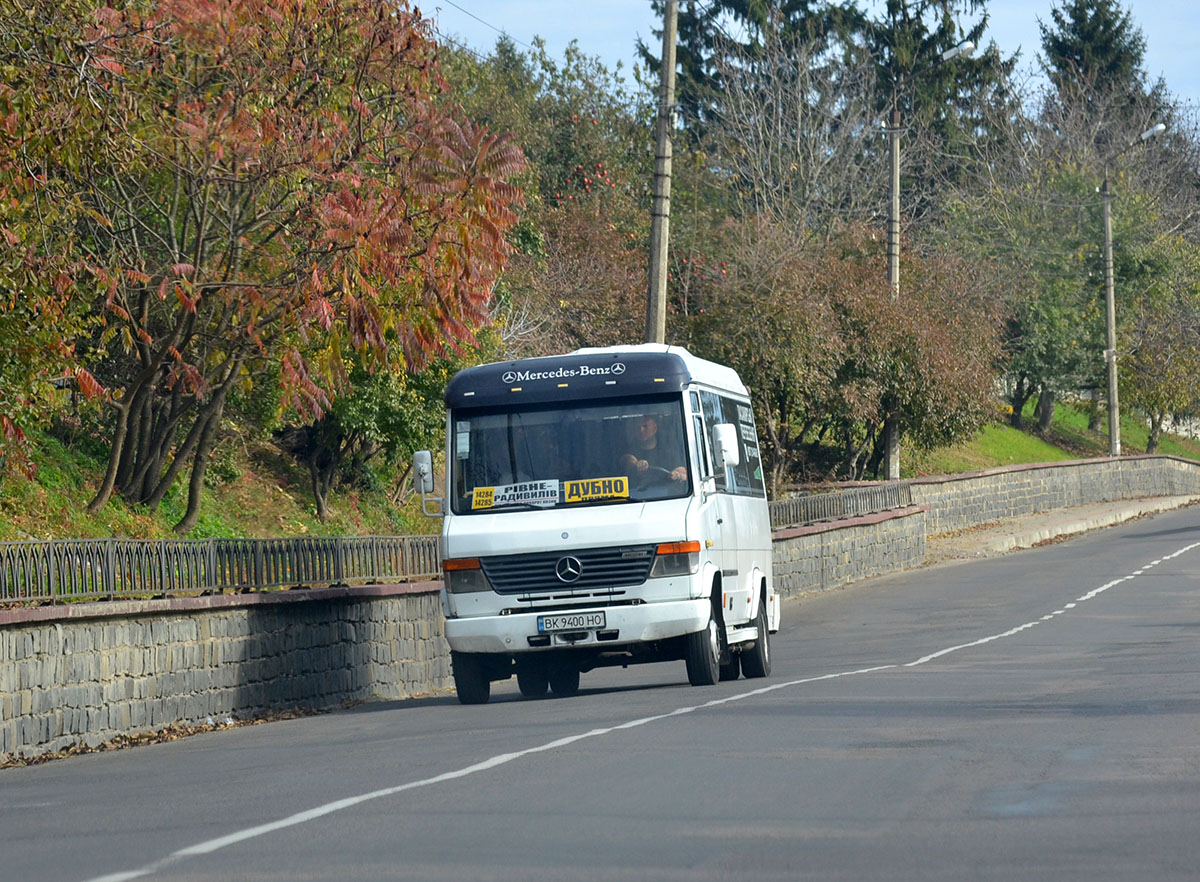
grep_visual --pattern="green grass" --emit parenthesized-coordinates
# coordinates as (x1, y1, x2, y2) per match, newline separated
(0, 424, 436, 542)
(904, 398, 1200, 479)
(904, 422, 1078, 476)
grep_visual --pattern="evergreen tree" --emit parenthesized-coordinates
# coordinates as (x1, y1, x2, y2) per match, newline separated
(1038, 0, 1147, 101)
(862, 1, 1018, 226)
(1036, 0, 1169, 154)
(640, 0, 864, 134)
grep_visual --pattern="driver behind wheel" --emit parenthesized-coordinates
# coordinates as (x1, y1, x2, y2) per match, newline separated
(618, 414, 686, 482)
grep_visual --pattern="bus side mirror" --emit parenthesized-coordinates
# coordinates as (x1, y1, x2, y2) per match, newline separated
(712, 423, 740, 469)
(414, 450, 434, 493)
(413, 450, 443, 517)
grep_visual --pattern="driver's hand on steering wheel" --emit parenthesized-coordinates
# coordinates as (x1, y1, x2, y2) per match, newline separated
(620, 453, 647, 472)
(620, 454, 686, 481)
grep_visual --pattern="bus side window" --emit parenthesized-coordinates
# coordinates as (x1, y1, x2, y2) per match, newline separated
(715, 396, 750, 494)
(699, 391, 728, 492)
(690, 392, 712, 479)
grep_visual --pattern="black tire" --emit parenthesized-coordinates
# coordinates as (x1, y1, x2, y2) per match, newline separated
(740, 600, 772, 679)
(516, 667, 549, 698)
(685, 600, 721, 686)
(451, 651, 491, 704)
(719, 654, 740, 681)
(548, 665, 580, 696)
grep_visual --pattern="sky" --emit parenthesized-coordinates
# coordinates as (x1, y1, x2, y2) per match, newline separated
(427, 0, 1200, 107)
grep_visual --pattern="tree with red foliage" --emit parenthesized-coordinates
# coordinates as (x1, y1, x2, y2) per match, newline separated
(2, 0, 523, 531)
(688, 223, 1003, 484)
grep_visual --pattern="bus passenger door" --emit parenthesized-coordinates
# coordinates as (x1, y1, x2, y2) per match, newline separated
(695, 392, 745, 624)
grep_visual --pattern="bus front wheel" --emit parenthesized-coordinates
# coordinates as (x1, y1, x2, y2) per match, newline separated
(685, 601, 721, 686)
(452, 651, 491, 704)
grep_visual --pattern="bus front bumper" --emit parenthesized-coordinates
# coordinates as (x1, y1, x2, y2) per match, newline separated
(444, 598, 710, 654)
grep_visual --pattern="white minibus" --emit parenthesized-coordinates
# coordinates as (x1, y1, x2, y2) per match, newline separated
(414, 344, 778, 703)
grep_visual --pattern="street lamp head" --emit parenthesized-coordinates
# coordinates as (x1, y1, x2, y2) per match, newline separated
(1140, 122, 1167, 141)
(941, 41, 974, 62)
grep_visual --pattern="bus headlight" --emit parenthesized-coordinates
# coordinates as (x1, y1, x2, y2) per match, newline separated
(443, 558, 492, 593)
(649, 541, 701, 578)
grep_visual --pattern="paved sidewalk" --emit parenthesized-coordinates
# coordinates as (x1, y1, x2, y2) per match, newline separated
(924, 495, 1200, 567)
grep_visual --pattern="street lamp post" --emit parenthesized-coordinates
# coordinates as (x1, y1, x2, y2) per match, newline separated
(1101, 121, 1166, 457)
(883, 39, 972, 480)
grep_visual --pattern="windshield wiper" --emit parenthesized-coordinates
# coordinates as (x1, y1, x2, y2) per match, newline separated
(562, 495, 630, 506)
(486, 502, 554, 512)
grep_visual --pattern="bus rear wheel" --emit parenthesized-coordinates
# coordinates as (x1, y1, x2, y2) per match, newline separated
(548, 665, 580, 696)
(517, 667, 549, 698)
(740, 601, 772, 679)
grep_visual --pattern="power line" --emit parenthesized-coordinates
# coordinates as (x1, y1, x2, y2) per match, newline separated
(436, 0, 538, 54)
(432, 29, 488, 64)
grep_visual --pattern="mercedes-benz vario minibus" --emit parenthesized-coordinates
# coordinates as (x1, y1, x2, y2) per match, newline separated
(414, 344, 779, 704)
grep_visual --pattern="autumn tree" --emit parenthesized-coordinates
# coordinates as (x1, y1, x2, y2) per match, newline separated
(941, 3, 1197, 436)
(943, 156, 1103, 429)
(0, 6, 97, 475)
(1120, 235, 1200, 452)
(274, 356, 469, 520)
(685, 219, 842, 490)
(4, 0, 523, 532)
(703, 27, 881, 241)
(443, 38, 652, 355)
(809, 228, 1004, 479)
(685, 223, 1002, 484)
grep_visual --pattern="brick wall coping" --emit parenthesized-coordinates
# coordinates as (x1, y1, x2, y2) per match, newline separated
(0, 580, 442, 628)
(906, 454, 1200, 486)
(771, 505, 927, 542)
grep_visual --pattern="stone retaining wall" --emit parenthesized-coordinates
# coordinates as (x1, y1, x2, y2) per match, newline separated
(0, 584, 450, 760)
(4, 455, 1198, 762)
(910, 455, 1200, 535)
(772, 506, 926, 599)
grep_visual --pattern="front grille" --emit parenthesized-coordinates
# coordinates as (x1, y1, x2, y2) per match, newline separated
(504, 595, 635, 614)
(481, 544, 656, 595)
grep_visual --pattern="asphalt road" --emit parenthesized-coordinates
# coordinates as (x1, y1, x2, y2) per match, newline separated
(5, 506, 1200, 882)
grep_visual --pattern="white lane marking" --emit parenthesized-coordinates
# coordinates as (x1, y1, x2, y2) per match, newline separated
(84, 539, 1200, 882)
(86, 663, 897, 882)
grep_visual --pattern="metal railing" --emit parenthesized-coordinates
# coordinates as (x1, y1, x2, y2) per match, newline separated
(769, 483, 912, 530)
(0, 536, 441, 604)
(2, 485, 911, 603)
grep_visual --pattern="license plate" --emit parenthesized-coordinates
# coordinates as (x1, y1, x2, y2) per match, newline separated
(537, 611, 606, 633)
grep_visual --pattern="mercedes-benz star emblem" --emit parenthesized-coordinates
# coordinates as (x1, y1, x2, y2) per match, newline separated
(610, 362, 626, 374)
(502, 370, 517, 383)
(555, 556, 583, 583)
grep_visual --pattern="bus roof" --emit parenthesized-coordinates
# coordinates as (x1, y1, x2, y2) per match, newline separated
(443, 344, 748, 409)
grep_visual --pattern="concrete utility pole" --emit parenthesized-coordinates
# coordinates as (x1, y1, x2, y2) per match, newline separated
(887, 101, 901, 297)
(645, 0, 677, 344)
(883, 97, 902, 480)
(1101, 170, 1120, 457)
(882, 41, 972, 481)
(1100, 121, 1165, 457)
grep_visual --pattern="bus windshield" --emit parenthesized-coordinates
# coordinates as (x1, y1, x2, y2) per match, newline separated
(449, 396, 690, 515)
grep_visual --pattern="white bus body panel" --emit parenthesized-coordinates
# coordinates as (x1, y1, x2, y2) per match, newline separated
(435, 344, 777, 664)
